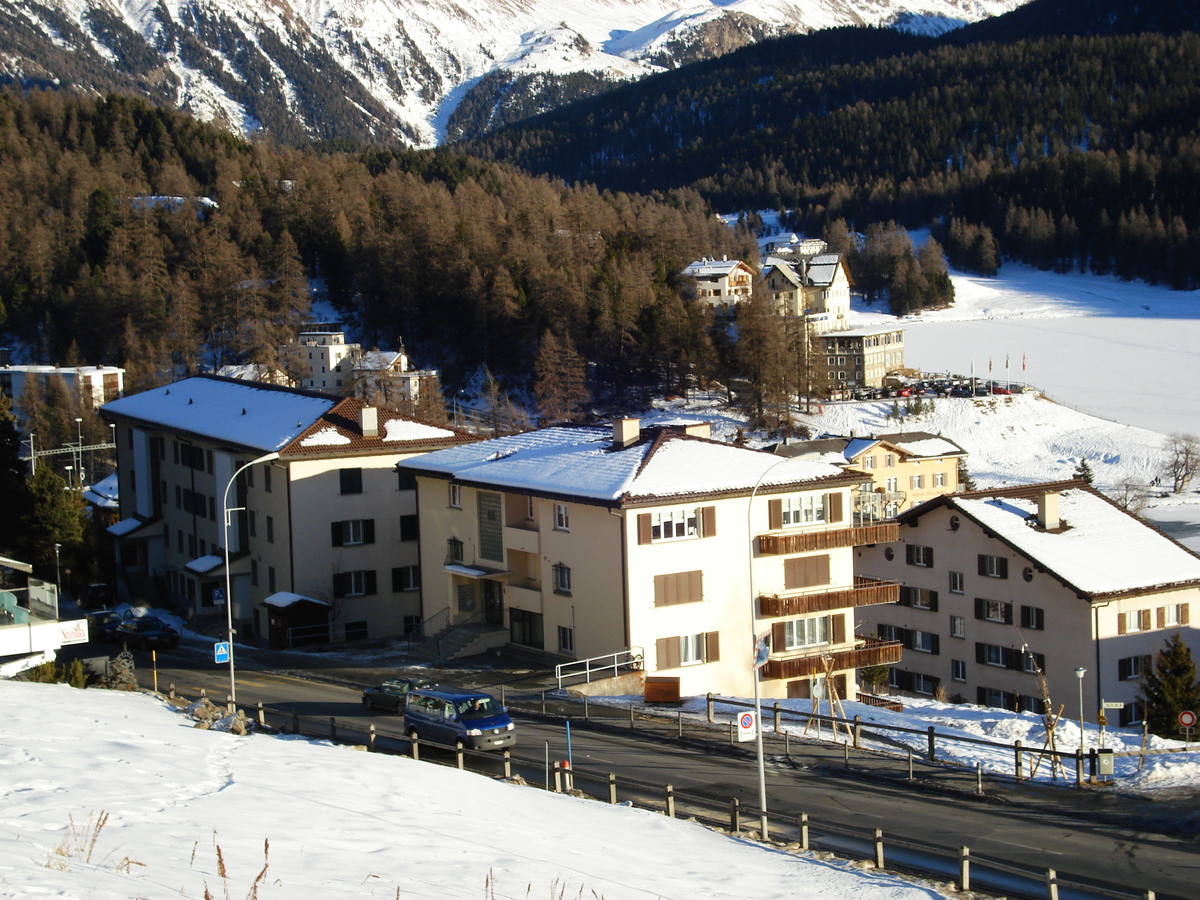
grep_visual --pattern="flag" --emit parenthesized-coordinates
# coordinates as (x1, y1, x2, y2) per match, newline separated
(754, 631, 771, 669)
(988, 356, 993, 374)
(1022, 353, 1027, 372)
(1005, 354, 1010, 370)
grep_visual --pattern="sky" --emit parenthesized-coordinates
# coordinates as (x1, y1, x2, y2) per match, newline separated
(0, 680, 948, 900)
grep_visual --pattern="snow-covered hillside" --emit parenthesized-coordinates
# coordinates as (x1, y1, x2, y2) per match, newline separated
(0, 0, 1025, 146)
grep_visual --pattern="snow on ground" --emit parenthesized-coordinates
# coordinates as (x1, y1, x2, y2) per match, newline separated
(0, 680, 946, 900)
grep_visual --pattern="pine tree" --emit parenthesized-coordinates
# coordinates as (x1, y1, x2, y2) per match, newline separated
(1073, 458, 1094, 484)
(1139, 633, 1200, 738)
(957, 458, 976, 492)
(18, 466, 84, 577)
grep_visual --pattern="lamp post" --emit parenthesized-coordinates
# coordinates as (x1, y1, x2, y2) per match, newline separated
(222, 450, 280, 705)
(1075, 666, 1087, 753)
(54, 542, 61, 591)
(75, 417, 83, 484)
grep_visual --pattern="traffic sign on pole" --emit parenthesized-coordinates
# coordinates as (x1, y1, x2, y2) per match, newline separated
(214, 642, 231, 664)
(1179, 710, 1196, 729)
(737, 711, 757, 743)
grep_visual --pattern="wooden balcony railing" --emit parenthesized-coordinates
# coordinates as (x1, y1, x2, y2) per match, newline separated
(758, 576, 900, 617)
(756, 522, 899, 556)
(761, 637, 903, 681)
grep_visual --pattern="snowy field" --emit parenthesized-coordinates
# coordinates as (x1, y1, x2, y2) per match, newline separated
(0, 680, 946, 900)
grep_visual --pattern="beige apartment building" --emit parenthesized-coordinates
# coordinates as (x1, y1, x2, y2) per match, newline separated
(100, 375, 471, 648)
(400, 420, 900, 700)
(819, 326, 905, 388)
(857, 481, 1200, 724)
(680, 258, 756, 311)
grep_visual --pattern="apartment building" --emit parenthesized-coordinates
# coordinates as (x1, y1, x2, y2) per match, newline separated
(0, 365, 124, 410)
(857, 481, 1200, 724)
(818, 326, 905, 388)
(680, 258, 756, 311)
(100, 375, 471, 648)
(400, 420, 901, 699)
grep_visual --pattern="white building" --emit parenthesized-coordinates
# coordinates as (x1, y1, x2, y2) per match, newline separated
(0, 365, 124, 410)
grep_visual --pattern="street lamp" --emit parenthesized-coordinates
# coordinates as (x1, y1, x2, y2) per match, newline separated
(64, 465, 73, 489)
(54, 542, 61, 591)
(75, 417, 83, 485)
(222, 450, 280, 705)
(1075, 666, 1087, 753)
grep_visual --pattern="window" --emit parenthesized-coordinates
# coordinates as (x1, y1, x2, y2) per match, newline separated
(251, 559, 258, 586)
(510, 609, 544, 649)
(876, 624, 901, 643)
(934, 472, 946, 487)
(885, 477, 899, 493)
(447, 537, 464, 564)
(885, 453, 896, 468)
(554, 503, 570, 531)
(396, 469, 417, 491)
(978, 554, 1008, 579)
(654, 571, 703, 606)
(912, 672, 938, 695)
(1161, 603, 1189, 627)
(552, 563, 572, 595)
(781, 495, 825, 526)
(399, 514, 419, 542)
(1119, 609, 1151, 633)
(910, 474, 924, 489)
(911, 630, 938, 654)
(949, 571, 964, 594)
(268, 566, 276, 593)
(332, 519, 375, 546)
(1118, 655, 1152, 681)
(979, 687, 1017, 710)
(558, 625, 575, 654)
(333, 570, 377, 598)
(1022, 650, 1045, 674)
(652, 507, 698, 540)
(263, 464, 272, 492)
(657, 632, 719, 668)
(862, 455, 876, 470)
(680, 633, 706, 665)
(448, 483, 462, 508)
(1020, 605, 1045, 630)
(248, 511, 257, 537)
(906, 544, 934, 567)
(339, 468, 363, 495)
(1119, 700, 1146, 727)
(950, 615, 966, 638)
(784, 616, 830, 649)
(975, 598, 1013, 624)
(951, 659, 966, 681)
(266, 516, 275, 543)
(392, 565, 420, 592)
(985, 644, 1006, 667)
(900, 586, 938, 610)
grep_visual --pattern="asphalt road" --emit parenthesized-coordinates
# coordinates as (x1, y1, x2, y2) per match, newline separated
(105, 642, 1199, 900)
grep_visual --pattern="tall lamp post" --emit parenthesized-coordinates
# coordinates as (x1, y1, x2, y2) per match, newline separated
(1075, 666, 1087, 753)
(222, 451, 280, 705)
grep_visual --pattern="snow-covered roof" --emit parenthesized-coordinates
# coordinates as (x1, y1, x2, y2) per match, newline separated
(401, 424, 861, 505)
(300, 427, 352, 447)
(107, 516, 153, 537)
(82, 472, 120, 509)
(921, 486, 1200, 599)
(184, 555, 224, 575)
(805, 254, 843, 287)
(102, 376, 335, 454)
(682, 258, 747, 278)
(262, 591, 329, 608)
(777, 432, 966, 466)
(384, 420, 457, 441)
(890, 434, 966, 458)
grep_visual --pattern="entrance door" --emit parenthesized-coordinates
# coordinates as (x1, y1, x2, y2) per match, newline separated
(483, 580, 504, 626)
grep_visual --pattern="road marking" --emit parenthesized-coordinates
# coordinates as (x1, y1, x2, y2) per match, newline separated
(991, 839, 1062, 854)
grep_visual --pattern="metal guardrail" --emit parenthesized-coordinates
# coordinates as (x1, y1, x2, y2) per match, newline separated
(555, 647, 644, 690)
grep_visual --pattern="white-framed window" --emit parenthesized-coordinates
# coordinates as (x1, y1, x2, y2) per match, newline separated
(984, 599, 1007, 622)
(862, 455, 876, 470)
(392, 565, 420, 592)
(885, 453, 896, 468)
(782, 494, 825, 526)
(447, 537, 464, 563)
(1124, 610, 1142, 632)
(950, 615, 966, 638)
(907, 544, 934, 567)
(985, 644, 1006, 667)
(680, 633, 706, 665)
(338, 519, 366, 545)
(558, 625, 575, 654)
(934, 472, 946, 487)
(979, 554, 1008, 578)
(912, 631, 937, 653)
(1164, 604, 1182, 627)
(949, 571, 964, 594)
(910, 474, 924, 489)
(552, 562, 572, 595)
(1119, 654, 1151, 681)
(652, 507, 700, 541)
(1022, 650, 1045, 674)
(449, 483, 462, 508)
(912, 673, 937, 695)
(885, 477, 899, 493)
(784, 616, 830, 649)
(951, 659, 966, 681)
(554, 503, 570, 531)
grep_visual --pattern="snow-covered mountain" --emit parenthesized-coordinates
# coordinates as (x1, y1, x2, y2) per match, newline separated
(0, 0, 1027, 147)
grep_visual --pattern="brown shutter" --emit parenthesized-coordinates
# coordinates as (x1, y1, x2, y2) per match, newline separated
(1117, 612, 1127, 635)
(826, 492, 844, 523)
(1140, 609, 1152, 631)
(653, 574, 668, 606)
(701, 505, 716, 537)
(1157, 607, 1166, 628)
(772, 621, 786, 648)
(784, 558, 801, 590)
(768, 498, 783, 530)
(689, 570, 703, 603)
(832, 613, 846, 644)
(814, 554, 830, 585)
(1182, 604, 1191, 625)
(704, 631, 720, 662)
(637, 513, 652, 545)
(656, 637, 680, 670)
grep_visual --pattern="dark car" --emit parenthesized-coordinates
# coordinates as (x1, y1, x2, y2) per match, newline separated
(949, 387, 973, 398)
(86, 609, 128, 643)
(362, 676, 436, 712)
(404, 688, 516, 751)
(112, 616, 180, 650)
(80, 583, 113, 609)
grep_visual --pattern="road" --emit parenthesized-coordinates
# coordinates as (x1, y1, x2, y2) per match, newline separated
(116, 643, 1197, 900)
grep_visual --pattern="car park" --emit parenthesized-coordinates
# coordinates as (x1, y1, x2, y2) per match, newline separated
(404, 687, 516, 751)
(361, 676, 435, 712)
(112, 616, 180, 650)
(949, 387, 973, 398)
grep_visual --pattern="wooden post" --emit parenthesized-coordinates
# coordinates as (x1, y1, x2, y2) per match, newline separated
(329, 717, 336, 741)
(541, 691, 546, 715)
(629, 704, 635, 729)
(169, 683, 176, 700)
(729, 797, 740, 833)
(410, 734, 420, 761)
(1075, 750, 1083, 786)
(200, 688, 207, 699)
(785, 732, 790, 757)
(608, 773, 617, 804)
(843, 742, 849, 769)
(959, 846, 970, 892)
(799, 813, 809, 851)
(874, 829, 885, 869)
(1089, 747, 1098, 780)
(1015, 740, 1023, 780)
(707, 693, 715, 723)
(1046, 868, 1059, 900)
(553, 761, 562, 793)
(976, 762, 983, 795)
(773, 702, 781, 733)
(677, 710, 683, 738)
(500, 685, 506, 705)
(665, 784, 675, 818)
(456, 744, 465, 770)
(256, 702, 265, 728)
(907, 747, 914, 781)
(292, 711, 299, 734)
(504, 751, 512, 779)
(226, 695, 234, 715)
(853, 715, 862, 749)
(584, 695, 590, 720)
(927, 725, 936, 762)
(368, 724, 376, 752)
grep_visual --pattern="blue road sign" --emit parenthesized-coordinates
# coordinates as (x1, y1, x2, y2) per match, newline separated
(214, 642, 231, 664)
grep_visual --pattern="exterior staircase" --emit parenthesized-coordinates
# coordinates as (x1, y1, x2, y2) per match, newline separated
(407, 619, 509, 665)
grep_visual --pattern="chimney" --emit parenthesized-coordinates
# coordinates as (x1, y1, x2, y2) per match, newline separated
(359, 406, 379, 438)
(612, 417, 641, 450)
(1037, 491, 1059, 530)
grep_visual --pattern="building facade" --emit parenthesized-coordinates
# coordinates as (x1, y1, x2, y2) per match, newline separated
(0, 365, 124, 410)
(401, 420, 901, 699)
(818, 326, 905, 388)
(856, 482, 1200, 724)
(680, 258, 756, 311)
(100, 375, 471, 648)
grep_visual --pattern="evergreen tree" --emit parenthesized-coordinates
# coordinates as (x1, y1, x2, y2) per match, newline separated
(1073, 458, 1095, 484)
(1139, 633, 1200, 738)
(957, 458, 977, 492)
(18, 466, 84, 578)
(534, 330, 589, 423)
(0, 394, 26, 553)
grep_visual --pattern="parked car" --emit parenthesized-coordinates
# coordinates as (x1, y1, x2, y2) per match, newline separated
(949, 387, 973, 398)
(361, 676, 435, 712)
(990, 385, 1012, 395)
(86, 609, 128, 643)
(112, 616, 180, 650)
(404, 688, 516, 751)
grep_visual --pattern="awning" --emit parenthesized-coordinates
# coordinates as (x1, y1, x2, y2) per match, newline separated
(0, 555, 33, 574)
(185, 555, 225, 575)
(444, 564, 511, 580)
(262, 591, 330, 609)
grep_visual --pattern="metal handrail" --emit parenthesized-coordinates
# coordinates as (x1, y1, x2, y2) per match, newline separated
(556, 647, 645, 690)
(405, 607, 450, 650)
(435, 610, 491, 657)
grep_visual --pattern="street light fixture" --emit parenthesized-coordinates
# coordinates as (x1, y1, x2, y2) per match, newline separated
(222, 450, 280, 705)
(1075, 666, 1087, 754)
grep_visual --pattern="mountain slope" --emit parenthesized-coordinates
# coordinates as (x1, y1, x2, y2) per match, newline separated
(0, 0, 1025, 147)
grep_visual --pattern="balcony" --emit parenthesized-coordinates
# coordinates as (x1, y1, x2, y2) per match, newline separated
(761, 637, 902, 681)
(503, 525, 541, 555)
(758, 576, 900, 617)
(505, 582, 542, 607)
(756, 522, 898, 556)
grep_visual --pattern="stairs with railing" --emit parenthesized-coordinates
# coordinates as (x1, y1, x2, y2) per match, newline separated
(406, 612, 508, 664)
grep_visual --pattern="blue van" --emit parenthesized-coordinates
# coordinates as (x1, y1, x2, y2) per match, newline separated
(403, 688, 516, 751)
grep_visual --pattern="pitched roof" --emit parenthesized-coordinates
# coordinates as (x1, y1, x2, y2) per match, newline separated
(399, 423, 866, 506)
(804, 254, 844, 287)
(681, 258, 749, 278)
(902, 482, 1200, 600)
(774, 431, 966, 465)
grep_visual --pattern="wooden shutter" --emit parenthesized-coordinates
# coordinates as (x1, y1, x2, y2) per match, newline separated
(1157, 606, 1166, 628)
(930, 634, 941, 655)
(997, 557, 1009, 579)
(974, 598, 986, 621)
(332, 572, 347, 599)
(977, 555, 987, 576)
(656, 637, 680, 670)
(768, 499, 783, 530)
(908, 545, 918, 565)
(899, 586, 913, 607)
(704, 631, 720, 662)
(1139, 609, 1152, 631)
(832, 613, 846, 644)
(1182, 604, 1191, 625)
(826, 492, 844, 523)
(1117, 612, 1127, 635)
(772, 621, 787, 649)
(331, 522, 344, 546)
(654, 571, 702, 606)
(975, 642, 986, 664)
(1005, 647, 1021, 670)
(701, 505, 716, 537)
(363, 519, 375, 545)
(1003, 602, 1013, 625)
(637, 513, 652, 545)
(364, 570, 377, 595)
